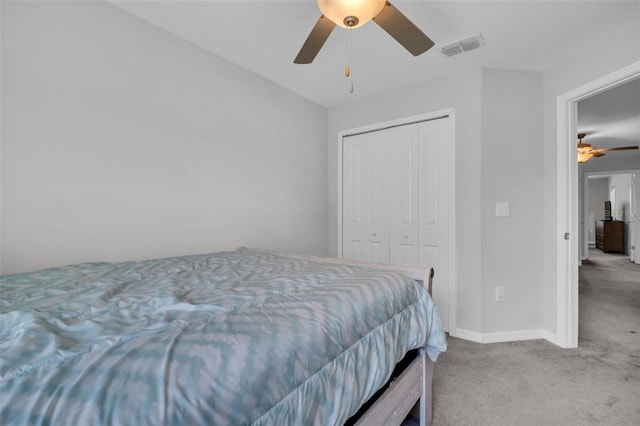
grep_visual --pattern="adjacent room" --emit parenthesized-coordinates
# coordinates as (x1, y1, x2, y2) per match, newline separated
(2, 1, 639, 424)
(578, 77, 640, 264)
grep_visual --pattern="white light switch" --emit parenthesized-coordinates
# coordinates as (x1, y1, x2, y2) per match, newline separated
(496, 202, 510, 217)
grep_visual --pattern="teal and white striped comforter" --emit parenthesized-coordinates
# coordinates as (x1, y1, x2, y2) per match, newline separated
(0, 248, 446, 425)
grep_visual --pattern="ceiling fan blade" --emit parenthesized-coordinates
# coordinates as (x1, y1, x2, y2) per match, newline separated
(596, 145, 639, 153)
(294, 16, 336, 64)
(593, 152, 606, 158)
(373, 1, 434, 56)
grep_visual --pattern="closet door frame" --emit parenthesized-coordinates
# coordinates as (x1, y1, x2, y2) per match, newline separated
(337, 108, 457, 334)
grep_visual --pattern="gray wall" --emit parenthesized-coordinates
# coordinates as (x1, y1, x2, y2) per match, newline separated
(1, 1, 328, 274)
(541, 23, 640, 333)
(328, 69, 484, 332)
(329, 20, 639, 338)
(480, 69, 543, 333)
(328, 68, 545, 335)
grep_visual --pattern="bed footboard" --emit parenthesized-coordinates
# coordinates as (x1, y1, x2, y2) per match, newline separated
(243, 249, 437, 426)
(420, 348, 434, 426)
(354, 348, 433, 426)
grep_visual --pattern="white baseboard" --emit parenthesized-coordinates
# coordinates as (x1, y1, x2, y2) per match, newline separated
(453, 328, 559, 345)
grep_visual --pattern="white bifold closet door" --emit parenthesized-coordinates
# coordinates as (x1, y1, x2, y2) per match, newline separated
(342, 117, 451, 330)
(342, 128, 392, 263)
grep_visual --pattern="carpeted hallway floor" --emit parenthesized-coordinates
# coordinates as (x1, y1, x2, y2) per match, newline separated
(429, 248, 640, 425)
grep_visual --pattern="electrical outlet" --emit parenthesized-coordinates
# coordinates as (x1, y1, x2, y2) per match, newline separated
(495, 286, 505, 302)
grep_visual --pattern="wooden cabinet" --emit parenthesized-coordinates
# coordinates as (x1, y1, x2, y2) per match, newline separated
(595, 220, 625, 253)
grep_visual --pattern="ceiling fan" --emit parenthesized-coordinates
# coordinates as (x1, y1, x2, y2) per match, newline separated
(294, 0, 434, 64)
(577, 133, 638, 163)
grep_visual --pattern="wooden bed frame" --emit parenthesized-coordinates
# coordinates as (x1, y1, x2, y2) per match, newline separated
(256, 250, 436, 426)
(350, 264, 435, 426)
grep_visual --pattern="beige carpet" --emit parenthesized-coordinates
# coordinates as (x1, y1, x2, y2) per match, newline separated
(430, 248, 640, 425)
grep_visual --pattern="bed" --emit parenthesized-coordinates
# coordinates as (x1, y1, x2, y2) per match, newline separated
(0, 248, 446, 425)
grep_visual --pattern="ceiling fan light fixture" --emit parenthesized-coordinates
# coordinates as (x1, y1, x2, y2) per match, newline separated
(577, 133, 592, 163)
(317, 0, 386, 29)
(295, 0, 434, 64)
(577, 152, 594, 163)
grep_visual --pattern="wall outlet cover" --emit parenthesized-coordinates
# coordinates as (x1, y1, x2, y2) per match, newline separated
(496, 202, 510, 217)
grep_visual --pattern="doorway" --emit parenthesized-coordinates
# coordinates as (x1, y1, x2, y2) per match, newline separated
(557, 61, 640, 349)
(583, 171, 639, 263)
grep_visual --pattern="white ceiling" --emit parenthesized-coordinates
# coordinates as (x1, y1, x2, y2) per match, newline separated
(111, 1, 639, 107)
(578, 77, 640, 161)
(110, 0, 639, 159)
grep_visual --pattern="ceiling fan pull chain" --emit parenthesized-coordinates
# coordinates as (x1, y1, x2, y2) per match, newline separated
(345, 29, 352, 77)
(346, 29, 354, 94)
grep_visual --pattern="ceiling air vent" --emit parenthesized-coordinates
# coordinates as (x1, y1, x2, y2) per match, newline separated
(441, 33, 485, 58)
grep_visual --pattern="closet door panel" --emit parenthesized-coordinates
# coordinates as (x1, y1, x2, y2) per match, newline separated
(342, 133, 390, 263)
(418, 118, 451, 330)
(388, 125, 420, 267)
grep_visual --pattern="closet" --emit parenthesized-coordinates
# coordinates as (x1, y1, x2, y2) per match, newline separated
(340, 116, 453, 330)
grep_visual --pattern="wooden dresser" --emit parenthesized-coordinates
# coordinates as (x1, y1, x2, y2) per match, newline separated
(595, 220, 625, 253)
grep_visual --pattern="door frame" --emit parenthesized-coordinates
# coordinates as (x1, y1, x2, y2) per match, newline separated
(556, 61, 640, 348)
(337, 108, 457, 333)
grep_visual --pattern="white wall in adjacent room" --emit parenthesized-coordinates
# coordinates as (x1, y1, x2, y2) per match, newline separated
(610, 174, 631, 222)
(587, 177, 610, 243)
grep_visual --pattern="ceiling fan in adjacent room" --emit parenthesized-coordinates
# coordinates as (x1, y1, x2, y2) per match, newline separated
(294, 0, 434, 64)
(577, 133, 638, 163)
